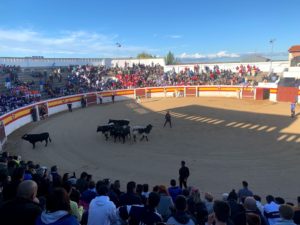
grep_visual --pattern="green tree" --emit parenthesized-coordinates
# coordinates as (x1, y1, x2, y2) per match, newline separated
(165, 51, 176, 65)
(137, 52, 155, 59)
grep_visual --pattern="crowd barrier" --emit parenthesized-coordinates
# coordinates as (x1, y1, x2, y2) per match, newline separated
(1, 85, 299, 151)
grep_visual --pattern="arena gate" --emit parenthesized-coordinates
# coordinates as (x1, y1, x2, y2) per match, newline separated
(277, 87, 298, 102)
(135, 88, 146, 98)
(255, 88, 270, 100)
(185, 87, 197, 97)
(242, 87, 255, 99)
(86, 93, 97, 105)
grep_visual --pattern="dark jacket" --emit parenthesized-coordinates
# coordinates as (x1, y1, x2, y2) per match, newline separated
(119, 192, 142, 206)
(119, 205, 162, 225)
(179, 166, 190, 179)
(0, 197, 42, 225)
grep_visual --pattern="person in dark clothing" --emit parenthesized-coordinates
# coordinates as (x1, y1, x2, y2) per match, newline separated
(0, 180, 42, 225)
(119, 192, 162, 225)
(2, 167, 24, 202)
(76, 172, 88, 193)
(67, 102, 72, 112)
(163, 111, 172, 128)
(111, 93, 115, 104)
(119, 181, 142, 206)
(167, 195, 195, 225)
(293, 196, 300, 224)
(179, 161, 190, 189)
(227, 190, 245, 223)
(50, 165, 62, 188)
(207, 200, 234, 225)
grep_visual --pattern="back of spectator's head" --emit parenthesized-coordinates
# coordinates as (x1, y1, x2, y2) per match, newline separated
(279, 204, 294, 220)
(127, 181, 136, 193)
(88, 181, 96, 189)
(297, 196, 300, 204)
(136, 184, 143, 194)
(63, 181, 73, 194)
(244, 197, 257, 211)
(246, 213, 261, 225)
(253, 195, 261, 202)
(153, 185, 159, 192)
(51, 165, 57, 172)
(213, 200, 231, 223)
(182, 188, 190, 198)
(242, 181, 248, 187)
(170, 179, 176, 187)
(113, 180, 120, 189)
(205, 192, 214, 202)
(158, 185, 168, 195)
(222, 193, 229, 201)
(46, 188, 70, 213)
(275, 197, 285, 205)
(148, 192, 160, 209)
(228, 189, 238, 201)
(181, 161, 185, 166)
(80, 171, 88, 179)
(12, 167, 25, 181)
(143, 184, 149, 192)
(175, 195, 187, 211)
(96, 181, 108, 196)
(266, 195, 274, 204)
(17, 180, 38, 201)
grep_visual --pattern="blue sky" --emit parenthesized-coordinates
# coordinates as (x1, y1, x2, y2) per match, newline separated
(0, 0, 299, 60)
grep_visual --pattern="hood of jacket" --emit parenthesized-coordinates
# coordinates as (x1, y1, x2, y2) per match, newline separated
(93, 195, 110, 206)
(41, 210, 69, 224)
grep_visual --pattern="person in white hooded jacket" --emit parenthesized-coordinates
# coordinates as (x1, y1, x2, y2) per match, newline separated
(87, 181, 118, 225)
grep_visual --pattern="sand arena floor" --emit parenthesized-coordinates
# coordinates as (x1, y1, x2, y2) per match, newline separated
(6, 97, 300, 200)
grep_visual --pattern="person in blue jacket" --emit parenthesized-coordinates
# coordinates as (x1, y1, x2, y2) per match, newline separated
(36, 188, 78, 225)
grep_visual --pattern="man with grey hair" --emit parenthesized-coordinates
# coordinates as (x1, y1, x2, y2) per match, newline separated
(275, 204, 297, 225)
(0, 180, 42, 225)
(234, 197, 268, 225)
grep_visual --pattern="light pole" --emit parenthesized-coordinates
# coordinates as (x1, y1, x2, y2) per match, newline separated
(269, 38, 276, 74)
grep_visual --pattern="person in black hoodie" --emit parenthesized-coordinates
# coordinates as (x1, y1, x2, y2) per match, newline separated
(0, 180, 42, 225)
(167, 195, 195, 225)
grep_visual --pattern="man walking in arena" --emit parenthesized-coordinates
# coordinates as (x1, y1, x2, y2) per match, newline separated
(163, 111, 172, 128)
(179, 161, 190, 189)
(291, 101, 296, 118)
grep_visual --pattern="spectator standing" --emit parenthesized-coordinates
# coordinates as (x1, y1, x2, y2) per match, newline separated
(238, 181, 253, 201)
(168, 179, 182, 203)
(156, 185, 174, 221)
(167, 195, 195, 225)
(119, 192, 163, 225)
(87, 181, 117, 225)
(179, 161, 190, 189)
(119, 181, 142, 206)
(264, 195, 281, 225)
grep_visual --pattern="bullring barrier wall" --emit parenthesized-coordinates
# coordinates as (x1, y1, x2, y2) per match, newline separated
(0, 85, 295, 151)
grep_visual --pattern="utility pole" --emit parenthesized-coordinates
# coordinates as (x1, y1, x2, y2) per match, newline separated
(269, 38, 276, 74)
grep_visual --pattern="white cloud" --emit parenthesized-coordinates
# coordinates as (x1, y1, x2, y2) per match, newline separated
(166, 35, 182, 39)
(178, 51, 240, 59)
(0, 28, 156, 57)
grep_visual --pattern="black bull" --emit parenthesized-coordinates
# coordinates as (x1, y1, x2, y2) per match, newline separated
(97, 125, 130, 143)
(22, 133, 52, 149)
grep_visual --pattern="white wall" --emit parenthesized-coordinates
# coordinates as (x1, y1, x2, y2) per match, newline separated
(111, 58, 165, 67)
(164, 61, 289, 73)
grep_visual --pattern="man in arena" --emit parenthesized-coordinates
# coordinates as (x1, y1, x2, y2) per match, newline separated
(163, 110, 172, 128)
(291, 101, 296, 118)
(179, 161, 190, 189)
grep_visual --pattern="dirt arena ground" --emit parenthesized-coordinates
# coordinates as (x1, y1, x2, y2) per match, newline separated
(5, 97, 300, 201)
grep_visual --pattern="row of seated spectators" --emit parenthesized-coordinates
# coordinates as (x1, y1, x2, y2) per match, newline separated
(1, 63, 260, 116)
(0, 151, 299, 225)
(0, 64, 20, 75)
(0, 87, 41, 116)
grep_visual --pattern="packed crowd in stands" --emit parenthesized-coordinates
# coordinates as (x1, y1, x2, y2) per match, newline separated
(0, 63, 260, 116)
(0, 151, 299, 225)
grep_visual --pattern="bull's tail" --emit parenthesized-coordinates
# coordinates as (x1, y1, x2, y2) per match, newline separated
(48, 136, 52, 142)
